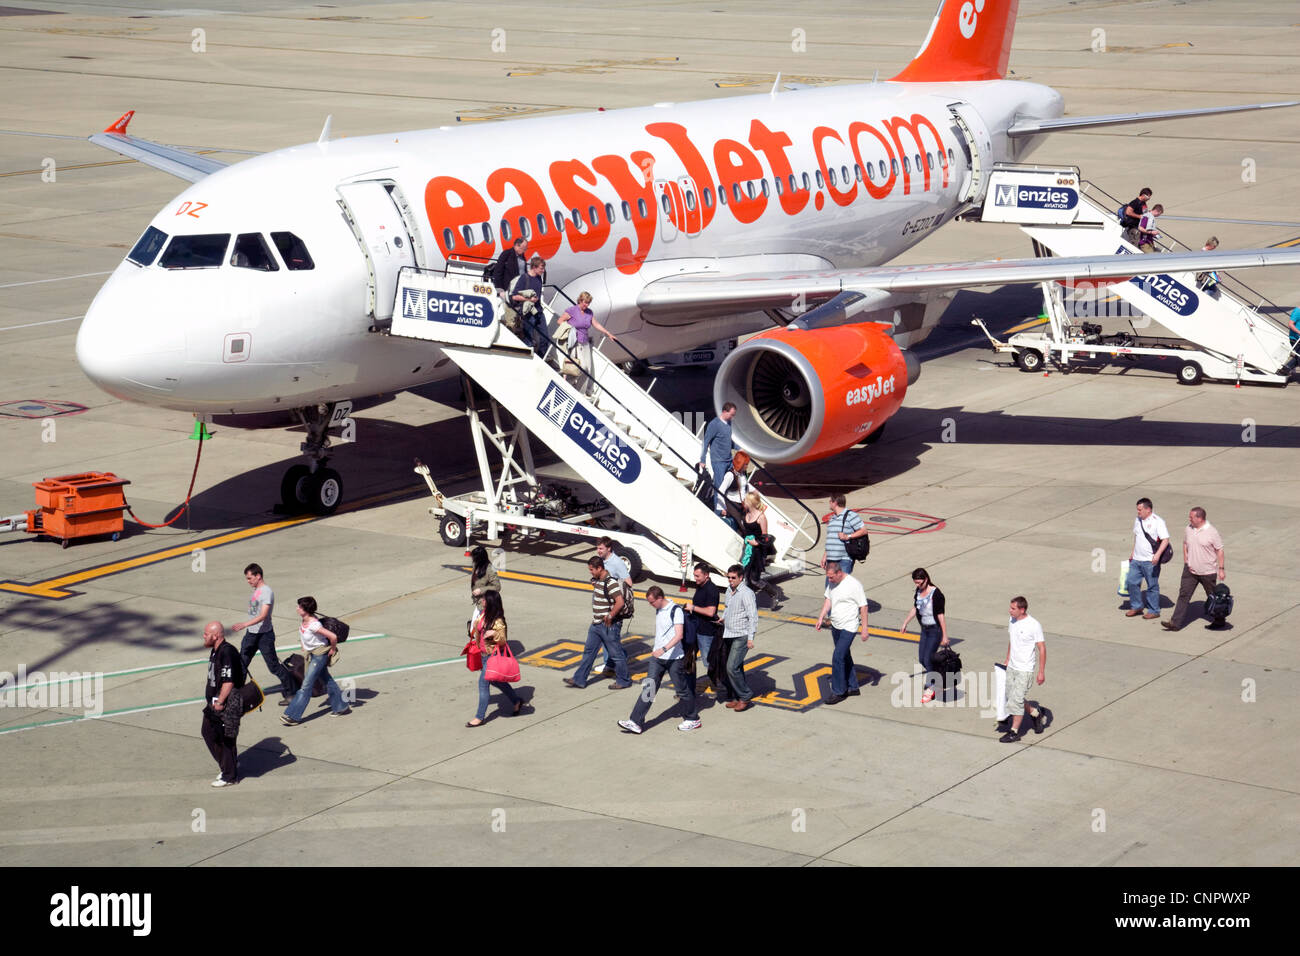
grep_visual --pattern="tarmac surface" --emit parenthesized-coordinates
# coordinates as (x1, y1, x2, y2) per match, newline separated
(1, 0, 1298, 867)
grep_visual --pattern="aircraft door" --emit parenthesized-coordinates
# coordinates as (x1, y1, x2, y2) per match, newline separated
(336, 181, 418, 321)
(947, 102, 993, 206)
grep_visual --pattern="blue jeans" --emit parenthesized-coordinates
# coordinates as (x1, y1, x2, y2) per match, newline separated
(476, 666, 520, 721)
(1126, 559, 1162, 614)
(523, 310, 547, 357)
(630, 656, 698, 725)
(239, 628, 298, 698)
(830, 627, 861, 696)
(570, 621, 628, 686)
(719, 636, 753, 702)
(284, 651, 348, 720)
(690, 631, 716, 694)
(918, 623, 942, 691)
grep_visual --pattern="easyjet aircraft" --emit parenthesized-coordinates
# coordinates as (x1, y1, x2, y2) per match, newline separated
(78, 0, 1299, 513)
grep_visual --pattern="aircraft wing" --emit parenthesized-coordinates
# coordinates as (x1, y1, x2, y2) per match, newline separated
(636, 248, 1300, 322)
(1008, 101, 1299, 137)
(88, 111, 228, 183)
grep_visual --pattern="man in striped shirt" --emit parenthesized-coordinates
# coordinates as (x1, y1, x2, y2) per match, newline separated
(823, 494, 867, 579)
(564, 556, 632, 689)
(716, 564, 757, 712)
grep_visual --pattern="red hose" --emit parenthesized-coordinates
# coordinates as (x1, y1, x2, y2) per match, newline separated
(123, 426, 205, 528)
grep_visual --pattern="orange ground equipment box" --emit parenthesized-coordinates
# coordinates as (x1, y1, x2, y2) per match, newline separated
(25, 472, 130, 548)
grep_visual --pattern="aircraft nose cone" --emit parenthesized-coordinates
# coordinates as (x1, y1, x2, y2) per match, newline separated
(77, 281, 184, 401)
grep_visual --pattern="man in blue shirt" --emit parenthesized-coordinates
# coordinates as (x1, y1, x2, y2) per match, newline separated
(823, 493, 867, 579)
(699, 403, 738, 497)
(1284, 307, 1300, 373)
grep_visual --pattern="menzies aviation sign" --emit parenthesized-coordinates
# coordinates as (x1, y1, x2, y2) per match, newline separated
(389, 273, 501, 347)
(537, 382, 642, 484)
(981, 166, 1083, 225)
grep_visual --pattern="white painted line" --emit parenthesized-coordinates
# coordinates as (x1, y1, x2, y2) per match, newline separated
(0, 633, 389, 692)
(0, 315, 83, 331)
(0, 272, 111, 289)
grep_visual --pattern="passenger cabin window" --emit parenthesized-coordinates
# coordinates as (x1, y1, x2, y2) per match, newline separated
(854, 164, 863, 183)
(827, 168, 837, 187)
(501, 219, 513, 243)
(685, 190, 697, 211)
(760, 179, 770, 197)
(947, 147, 955, 165)
(461, 225, 475, 246)
(481, 223, 492, 244)
(702, 187, 714, 207)
(160, 233, 229, 269)
(878, 160, 887, 180)
(661, 192, 671, 214)
(127, 226, 168, 267)
(926, 151, 934, 170)
(621, 200, 632, 220)
(802, 172, 811, 191)
(718, 185, 727, 205)
(903, 156, 911, 174)
(604, 202, 615, 223)
(271, 231, 314, 270)
(231, 233, 278, 271)
(636, 198, 649, 218)
(732, 183, 742, 202)
(558, 210, 569, 231)
(814, 170, 825, 189)
(535, 213, 548, 235)
(588, 205, 599, 226)
(775, 177, 784, 196)
(745, 181, 756, 199)
(518, 216, 530, 239)
(442, 228, 456, 250)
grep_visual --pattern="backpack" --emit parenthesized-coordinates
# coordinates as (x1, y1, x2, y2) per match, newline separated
(482, 262, 494, 282)
(617, 577, 635, 620)
(318, 614, 350, 642)
(1204, 583, 1234, 619)
(845, 532, 870, 561)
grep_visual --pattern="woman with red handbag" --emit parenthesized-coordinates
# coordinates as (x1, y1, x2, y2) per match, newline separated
(466, 591, 527, 727)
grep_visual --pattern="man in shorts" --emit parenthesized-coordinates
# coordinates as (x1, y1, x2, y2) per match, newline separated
(1000, 595, 1047, 743)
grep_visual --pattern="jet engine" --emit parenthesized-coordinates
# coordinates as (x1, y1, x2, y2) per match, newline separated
(713, 322, 920, 464)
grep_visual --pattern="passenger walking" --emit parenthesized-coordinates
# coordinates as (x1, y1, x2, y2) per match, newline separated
(560, 291, 619, 396)
(740, 491, 778, 605)
(1125, 497, 1170, 620)
(231, 562, 297, 706)
(1196, 237, 1221, 295)
(1000, 596, 1047, 743)
(815, 562, 869, 705)
(510, 255, 548, 356)
(280, 596, 351, 725)
(716, 564, 757, 711)
(469, 545, 500, 601)
(715, 452, 750, 527)
(1119, 187, 1152, 245)
(683, 562, 720, 693)
(1283, 307, 1300, 373)
(617, 587, 701, 734)
(1163, 507, 1227, 631)
(201, 621, 245, 788)
(898, 567, 948, 703)
(822, 493, 867, 578)
(563, 557, 632, 689)
(698, 402, 739, 497)
(589, 537, 630, 676)
(491, 236, 528, 300)
(1137, 204, 1164, 252)
(466, 590, 525, 727)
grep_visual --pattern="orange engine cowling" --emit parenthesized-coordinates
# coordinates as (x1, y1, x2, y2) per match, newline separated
(713, 322, 918, 464)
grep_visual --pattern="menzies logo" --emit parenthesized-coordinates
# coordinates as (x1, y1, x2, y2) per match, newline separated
(1130, 273, 1199, 316)
(402, 287, 494, 328)
(993, 183, 1078, 210)
(537, 382, 642, 484)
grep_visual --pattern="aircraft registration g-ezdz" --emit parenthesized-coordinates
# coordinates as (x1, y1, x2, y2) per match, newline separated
(78, 0, 1299, 513)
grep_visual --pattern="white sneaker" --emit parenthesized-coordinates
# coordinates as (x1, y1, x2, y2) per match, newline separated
(617, 719, 642, 734)
(677, 719, 702, 733)
(211, 778, 238, 788)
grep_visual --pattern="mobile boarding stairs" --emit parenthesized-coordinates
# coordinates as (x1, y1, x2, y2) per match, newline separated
(389, 265, 821, 585)
(968, 163, 1297, 386)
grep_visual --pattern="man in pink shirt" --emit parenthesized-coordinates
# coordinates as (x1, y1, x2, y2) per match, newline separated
(1163, 507, 1226, 631)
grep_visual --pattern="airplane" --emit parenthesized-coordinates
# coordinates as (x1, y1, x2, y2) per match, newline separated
(76, 0, 1300, 515)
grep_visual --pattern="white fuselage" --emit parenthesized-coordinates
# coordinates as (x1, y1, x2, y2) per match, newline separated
(76, 79, 1061, 414)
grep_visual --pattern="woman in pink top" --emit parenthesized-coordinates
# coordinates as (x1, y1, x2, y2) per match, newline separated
(557, 291, 617, 396)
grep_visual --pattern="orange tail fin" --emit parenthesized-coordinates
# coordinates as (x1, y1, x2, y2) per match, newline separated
(891, 0, 1019, 83)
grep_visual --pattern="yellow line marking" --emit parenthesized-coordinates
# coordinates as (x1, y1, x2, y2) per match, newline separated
(1004, 316, 1048, 335)
(0, 484, 422, 599)
(1271, 236, 1300, 248)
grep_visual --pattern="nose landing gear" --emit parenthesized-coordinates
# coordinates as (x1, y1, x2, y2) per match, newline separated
(278, 402, 348, 515)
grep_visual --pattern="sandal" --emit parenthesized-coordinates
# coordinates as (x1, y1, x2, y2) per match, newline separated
(465, 719, 484, 728)
(512, 698, 527, 716)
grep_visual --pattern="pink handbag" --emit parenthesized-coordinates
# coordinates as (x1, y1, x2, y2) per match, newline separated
(484, 642, 521, 683)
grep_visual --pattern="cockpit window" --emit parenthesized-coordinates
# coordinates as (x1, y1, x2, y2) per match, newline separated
(270, 231, 314, 271)
(127, 226, 168, 267)
(230, 233, 279, 271)
(159, 234, 230, 269)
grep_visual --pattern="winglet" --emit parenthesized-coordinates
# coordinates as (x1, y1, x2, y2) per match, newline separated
(104, 110, 135, 135)
(318, 114, 333, 144)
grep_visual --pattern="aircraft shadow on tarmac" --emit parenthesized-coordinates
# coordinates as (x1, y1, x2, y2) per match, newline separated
(0, 600, 205, 675)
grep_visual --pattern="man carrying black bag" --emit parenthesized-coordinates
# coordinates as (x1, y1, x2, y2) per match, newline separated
(201, 621, 245, 788)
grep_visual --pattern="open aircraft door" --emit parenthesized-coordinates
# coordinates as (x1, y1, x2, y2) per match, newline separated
(948, 102, 993, 206)
(337, 180, 422, 322)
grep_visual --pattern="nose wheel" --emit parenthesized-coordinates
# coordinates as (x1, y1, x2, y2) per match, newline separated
(280, 464, 343, 515)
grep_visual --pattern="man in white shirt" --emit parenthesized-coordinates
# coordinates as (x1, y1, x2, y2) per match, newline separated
(618, 586, 700, 734)
(1000, 596, 1047, 743)
(815, 563, 869, 705)
(1125, 497, 1170, 620)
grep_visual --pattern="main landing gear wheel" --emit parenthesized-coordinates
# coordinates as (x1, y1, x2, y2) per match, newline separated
(1177, 361, 1204, 386)
(615, 545, 643, 582)
(1015, 349, 1045, 373)
(439, 514, 467, 547)
(306, 468, 343, 515)
(280, 464, 312, 512)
